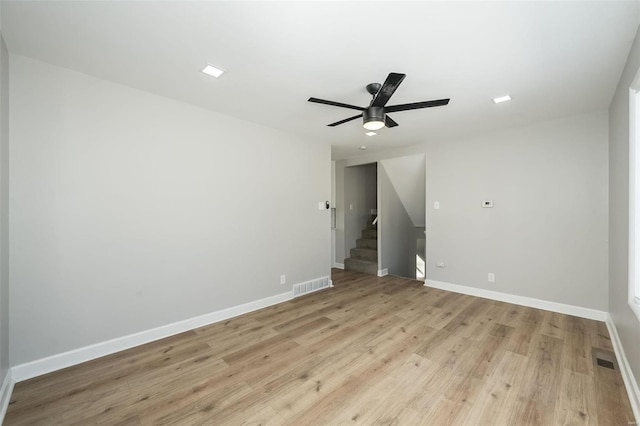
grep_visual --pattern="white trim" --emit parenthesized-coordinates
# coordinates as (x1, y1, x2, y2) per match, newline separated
(12, 291, 293, 382)
(0, 369, 14, 424)
(629, 87, 640, 323)
(333, 263, 345, 270)
(424, 279, 607, 321)
(632, 299, 640, 324)
(377, 268, 389, 277)
(606, 314, 640, 422)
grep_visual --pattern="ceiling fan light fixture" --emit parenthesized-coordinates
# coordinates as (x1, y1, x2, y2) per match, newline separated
(363, 107, 385, 130)
(363, 120, 385, 131)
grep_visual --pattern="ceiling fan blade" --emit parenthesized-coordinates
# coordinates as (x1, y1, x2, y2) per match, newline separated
(385, 98, 450, 113)
(308, 97, 365, 111)
(385, 115, 399, 128)
(371, 73, 406, 108)
(328, 114, 363, 127)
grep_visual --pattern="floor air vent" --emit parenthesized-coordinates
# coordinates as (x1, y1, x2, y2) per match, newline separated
(293, 276, 331, 298)
(596, 358, 615, 370)
(592, 348, 617, 370)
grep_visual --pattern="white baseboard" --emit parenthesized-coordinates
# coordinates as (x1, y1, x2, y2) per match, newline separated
(606, 314, 640, 422)
(0, 369, 14, 424)
(333, 263, 345, 269)
(12, 291, 293, 383)
(377, 268, 389, 277)
(424, 279, 607, 321)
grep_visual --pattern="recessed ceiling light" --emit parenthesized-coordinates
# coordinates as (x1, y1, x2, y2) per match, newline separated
(365, 131, 377, 136)
(202, 64, 225, 78)
(493, 95, 511, 104)
(360, 145, 367, 150)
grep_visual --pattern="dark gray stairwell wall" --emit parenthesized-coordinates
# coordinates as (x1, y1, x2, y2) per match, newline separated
(343, 163, 377, 264)
(379, 164, 415, 278)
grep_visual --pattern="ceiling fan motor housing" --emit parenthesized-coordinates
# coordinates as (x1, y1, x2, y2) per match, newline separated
(363, 106, 385, 121)
(363, 106, 385, 130)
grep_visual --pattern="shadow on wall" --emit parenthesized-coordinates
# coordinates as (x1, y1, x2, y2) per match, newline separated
(379, 155, 426, 280)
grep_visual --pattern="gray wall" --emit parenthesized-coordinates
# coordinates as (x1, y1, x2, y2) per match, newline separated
(426, 111, 609, 310)
(343, 163, 376, 261)
(378, 154, 426, 227)
(9, 55, 331, 366)
(334, 109, 609, 311)
(0, 15, 10, 382)
(379, 163, 415, 278)
(609, 26, 640, 398)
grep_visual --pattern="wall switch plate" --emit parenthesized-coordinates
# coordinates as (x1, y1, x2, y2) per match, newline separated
(482, 200, 494, 208)
(280, 275, 286, 285)
(434, 201, 440, 210)
(488, 273, 495, 283)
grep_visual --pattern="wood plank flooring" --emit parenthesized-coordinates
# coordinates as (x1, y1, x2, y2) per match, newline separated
(5, 269, 635, 425)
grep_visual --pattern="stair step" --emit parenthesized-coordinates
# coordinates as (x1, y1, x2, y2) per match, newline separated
(356, 238, 377, 250)
(361, 229, 377, 239)
(344, 258, 378, 275)
(350, 248, 377, 261)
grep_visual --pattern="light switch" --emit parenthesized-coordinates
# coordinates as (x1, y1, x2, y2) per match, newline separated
(434, 201, 440, 210)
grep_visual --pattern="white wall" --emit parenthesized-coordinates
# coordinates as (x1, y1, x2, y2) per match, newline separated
(334, 163, 345, 265)
(9, 55, 331, 366)
(0, 19, 10, 381)
(609, 25, 640, 401)
(334, 110, 609, 311)
(331, 160, 336, 267)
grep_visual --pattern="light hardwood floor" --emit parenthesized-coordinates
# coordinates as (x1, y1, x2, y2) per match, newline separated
(5, 269, 635, 425)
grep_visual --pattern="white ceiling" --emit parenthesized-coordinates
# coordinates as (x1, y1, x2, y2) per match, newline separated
(2, 1, 638, 159)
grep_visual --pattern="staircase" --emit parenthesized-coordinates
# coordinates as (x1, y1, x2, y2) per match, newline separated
(345, 217, 378, 275)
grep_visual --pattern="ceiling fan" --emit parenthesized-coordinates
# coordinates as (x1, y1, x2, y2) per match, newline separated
(308, 72, 450, 131)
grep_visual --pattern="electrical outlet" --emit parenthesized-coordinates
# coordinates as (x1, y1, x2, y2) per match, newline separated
(436, 261, 445, 268)
(434, 201, 440, 210)
(280, 275, 286, 285)
(488, 273, 495, 283)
